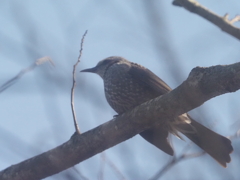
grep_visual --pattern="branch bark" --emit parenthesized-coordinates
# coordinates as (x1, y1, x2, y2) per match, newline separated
(1, 62, 240, 180)
(173, 0, 240, 40)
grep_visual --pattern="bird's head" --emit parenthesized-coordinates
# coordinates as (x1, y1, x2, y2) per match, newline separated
(80, 56, 125, 78)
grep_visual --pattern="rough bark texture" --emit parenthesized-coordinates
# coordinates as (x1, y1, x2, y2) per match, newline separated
(1, 62, 240, 180)
(173, 0, 240, 40)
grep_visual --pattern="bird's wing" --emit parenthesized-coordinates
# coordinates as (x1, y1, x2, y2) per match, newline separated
(129, 63, 175, 155)
(129, 63, 172, 95)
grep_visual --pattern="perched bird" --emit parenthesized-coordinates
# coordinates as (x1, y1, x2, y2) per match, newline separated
(81, 56, 233, 167)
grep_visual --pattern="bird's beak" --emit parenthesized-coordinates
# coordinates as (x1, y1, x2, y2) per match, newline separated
(80, 67, 97, 73)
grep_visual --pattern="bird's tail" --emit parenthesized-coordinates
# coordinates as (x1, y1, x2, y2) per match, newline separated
(175, 115, 233, 167)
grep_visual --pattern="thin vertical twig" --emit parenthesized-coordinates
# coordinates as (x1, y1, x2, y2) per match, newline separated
(98, 153, 106, 180)
(99, 152, 126, 180)
(71, 30, 88, 134)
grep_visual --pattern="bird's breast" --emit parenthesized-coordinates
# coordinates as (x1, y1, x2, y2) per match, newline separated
(104, 66, 159, 114)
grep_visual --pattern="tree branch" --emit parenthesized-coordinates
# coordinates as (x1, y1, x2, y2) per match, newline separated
(1, 62, 240, 180)
(173, 0, 240, 40)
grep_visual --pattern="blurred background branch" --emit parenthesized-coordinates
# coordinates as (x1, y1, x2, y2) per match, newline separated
(173, 0, 240, 40)
(0, 56, 54, 93)
(150, 128, 240, 180)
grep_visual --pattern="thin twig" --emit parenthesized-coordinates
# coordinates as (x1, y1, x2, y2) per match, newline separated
(71, 30, 88, 134)
(230, 15, 240, 24)
(0, 56, 54, 93)
(149, 144, 205, 180)
(98, 153, 106, 180)
(228, 129, 240, 140)
(99, 152, 126, 180)
(72, 166, 89, 180)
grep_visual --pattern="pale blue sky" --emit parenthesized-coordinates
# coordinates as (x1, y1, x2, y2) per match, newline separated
(0, 1, 240, 179)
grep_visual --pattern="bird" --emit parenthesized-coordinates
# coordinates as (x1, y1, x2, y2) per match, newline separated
(81, 56, 233, 167)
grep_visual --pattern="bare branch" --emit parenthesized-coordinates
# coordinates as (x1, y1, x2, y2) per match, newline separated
(150, 150, 205, 180)
(71, 30, 88, 134)
(72, 166, 89, 180)
(0, 56, 54, 93)
(229, 129, 240, 140)
(99, 153, 126, 180)
(229, 15, 240, 24)
(98, 153, 106, 180)
(173, 0, 240, 40)
(1, 62, 240, 180)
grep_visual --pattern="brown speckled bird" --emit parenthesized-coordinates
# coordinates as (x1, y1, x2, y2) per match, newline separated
(81, 56, 233, 167)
